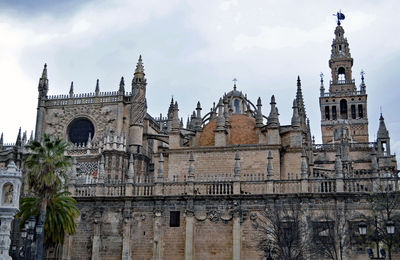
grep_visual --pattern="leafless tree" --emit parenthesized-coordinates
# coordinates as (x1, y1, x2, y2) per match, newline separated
(310, 201, 349, 260)
(253, 200, 309, 260)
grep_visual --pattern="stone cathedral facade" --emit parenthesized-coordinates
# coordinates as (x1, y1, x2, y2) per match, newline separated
(1, 22, 399, 259)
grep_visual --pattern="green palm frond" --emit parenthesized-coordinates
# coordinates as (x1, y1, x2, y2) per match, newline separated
(17, 191, 80, 246)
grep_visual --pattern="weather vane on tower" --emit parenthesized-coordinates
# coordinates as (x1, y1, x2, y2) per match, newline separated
(333, 10, 345, 25)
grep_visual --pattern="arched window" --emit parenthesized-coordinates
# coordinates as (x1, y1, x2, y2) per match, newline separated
(358, 104, 364, 118)
(338, 67, 346, 81)
(332, 106, 337, 120)
(234, 99, 240, 113)
(351, 105, 356, 119)
(325, 106, 330, 120)
(340, 99, 348, 119)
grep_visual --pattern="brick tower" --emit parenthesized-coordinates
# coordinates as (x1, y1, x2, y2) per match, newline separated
(319, 23, 369, 144)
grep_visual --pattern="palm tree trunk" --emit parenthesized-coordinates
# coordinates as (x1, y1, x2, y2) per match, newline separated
(36, 198, 47, 260)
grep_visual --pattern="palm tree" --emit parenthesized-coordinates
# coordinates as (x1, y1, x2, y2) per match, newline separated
(23, 134, 72, 260)
(17, 191, 80, 249)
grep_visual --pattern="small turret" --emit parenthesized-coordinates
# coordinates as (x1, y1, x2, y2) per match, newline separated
(216, 98, 225, 131)
(171, 101, 180, 130)
(377, 113, 391, 156)
(256, 97, 263, 127)
(267, 95, 279, 128)
(69, 81, 74, 98)
(132, 55, 146, 84)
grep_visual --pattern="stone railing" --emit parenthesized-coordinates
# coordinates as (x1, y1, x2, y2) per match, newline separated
(70, 175, 399, 198)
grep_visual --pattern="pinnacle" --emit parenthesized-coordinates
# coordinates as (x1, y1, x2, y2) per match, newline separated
(95, 79, 100, 93)
(42, 63, 48, 78)
(134, 55, 145, 76)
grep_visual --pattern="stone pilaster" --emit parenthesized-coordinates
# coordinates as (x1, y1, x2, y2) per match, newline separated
(91, 211, 102, 260)
(232, 210, 241, 260)
(122, 202, 132, 260)
(184, 211, 194, 260)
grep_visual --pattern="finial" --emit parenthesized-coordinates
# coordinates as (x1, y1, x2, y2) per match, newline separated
(232, 78, 237, 91)
(360, 70, 365, 83)
(257, 97, 262, 106)
(320, 72, 324, 83)
(297, 75, 301, 86)
(95, 79, 100, 94)
(196, 101, 201, 109)
(42, 63, 48, 78)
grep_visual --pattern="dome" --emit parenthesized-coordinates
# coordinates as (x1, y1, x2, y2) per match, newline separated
(198, 114, 258, 146)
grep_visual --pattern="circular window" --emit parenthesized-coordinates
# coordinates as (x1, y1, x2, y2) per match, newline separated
(67, 118, 95, 145)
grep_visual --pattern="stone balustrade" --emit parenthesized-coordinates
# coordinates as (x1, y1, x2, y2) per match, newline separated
(70, 175, 399, 198)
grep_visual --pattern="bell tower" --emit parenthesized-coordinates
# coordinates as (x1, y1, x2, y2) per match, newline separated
(320, 14, 369, 144)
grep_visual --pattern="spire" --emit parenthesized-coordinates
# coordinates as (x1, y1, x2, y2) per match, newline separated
(291, 99, 301, 127)
(196, 101, 202, 118)
(0, 133, 3, 149)
(38, 63, 49, 97)
(267, 151, 273, 179)
(296, 76, 306, 119)
(15, 127, 22, 147)
(119, 76, 125, 94)
(377, 113, 389, 139)
(133, 55, 145, 80)
(69, 81, 74, 98)
(171, 100, 180, 130)
(360, 70, 366, 93)
(168, 97, 174, 119)
(22, 131, 27, 145)
(256, 97, 263, 127)
(95, 79, 100, 95)
(267, 95, 279, 127)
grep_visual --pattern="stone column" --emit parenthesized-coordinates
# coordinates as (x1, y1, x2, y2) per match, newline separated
(0, 217, 13, 260)
(184, 211, 194, 260)
(232, 211, 241, 260)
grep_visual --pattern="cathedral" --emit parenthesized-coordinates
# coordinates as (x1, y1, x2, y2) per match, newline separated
(0, 18, 399, 260)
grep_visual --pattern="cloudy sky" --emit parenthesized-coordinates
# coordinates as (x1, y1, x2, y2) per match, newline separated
(0, 0, 399, 160)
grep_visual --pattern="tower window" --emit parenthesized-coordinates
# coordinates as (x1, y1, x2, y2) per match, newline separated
(325, 106, 330, 120)
(234, 99, 240, 113)
(169, 211, 180, 227)
(339, 45, 342, 51)
(332, 106, 337, 120)
(358, 104, 364, 118)
(340, 99, 348, 119)
(351, 105, 356, 119)
(338, 67, 346, 81)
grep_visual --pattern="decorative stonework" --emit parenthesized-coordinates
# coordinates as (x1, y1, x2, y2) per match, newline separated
(0, 161, 22, 260)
